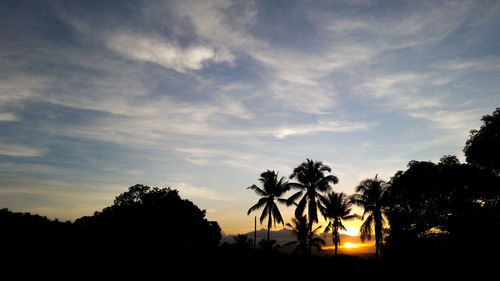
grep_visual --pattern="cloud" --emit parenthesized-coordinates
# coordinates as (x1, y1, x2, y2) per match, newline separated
(357, 72, 443, 110)
(172, 182, 229, 201)
(0, 112, 17, 121)
(272, 120, 370, 139)
(408, 109, 484, 131)
(105, 32, 220, 72)
(0, 144, 44, 157)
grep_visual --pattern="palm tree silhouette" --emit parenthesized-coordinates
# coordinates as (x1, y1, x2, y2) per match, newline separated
(288, 159, 339, 254)
(284, 214, 308, 255)
(233, 234, 253, 249)
(321, 192, 359, 256)
(247, 170, 290, 241)
(285, 214, 325, 255)
(351, 175, 388, 259)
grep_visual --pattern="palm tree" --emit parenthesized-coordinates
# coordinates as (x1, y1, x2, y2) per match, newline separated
(284, 214, 325, 255)
(351, 175, 388, 259)
(321, 192, 359, 257)
(288, 159, 339, 254)
(284, 215, 308, 255)
(247, 170, 290, 242)
(233, 234, 253, 249)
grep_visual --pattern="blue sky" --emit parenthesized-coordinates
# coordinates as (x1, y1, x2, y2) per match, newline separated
(1, 0, 500, 234)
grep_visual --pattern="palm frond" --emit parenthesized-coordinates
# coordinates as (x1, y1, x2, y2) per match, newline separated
(360, 214, 373, 242)
(324, 221, 332, 234)
(287, 191, 303, 205)
(286, 182, 305, 190)
(295, 195, 307, 218)
(271, 202, 284, 226)
(260, 204, 269, 224)
(247, 197, 267, 215)
(247, 184, 268, 197)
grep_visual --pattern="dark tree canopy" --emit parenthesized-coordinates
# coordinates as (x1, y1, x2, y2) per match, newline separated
(75, 184, 221, 250)
(385, 156, 500, 258)
(464, 108, 500, 174)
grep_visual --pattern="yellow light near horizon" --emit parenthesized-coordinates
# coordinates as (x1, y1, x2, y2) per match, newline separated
(343, 242, 358, 249)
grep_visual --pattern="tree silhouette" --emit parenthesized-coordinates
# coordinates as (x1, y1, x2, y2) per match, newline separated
(464, 108, 500, 174)
(233, 234, 253, 249)
(351, 175, 387, 259)
(384, 157, 500, 261)
(284, 214, 309, 255)
(288, 159, 338, 254)
(284, 214, 325, 255)
(258, 238, 281, 252)
(247, 170, 291, 241)
(75, 184, 221, 250)
(321, 192, 359, 256)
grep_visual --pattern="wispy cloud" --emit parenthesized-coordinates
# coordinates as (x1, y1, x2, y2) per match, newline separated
(0, 144, 44, 157)
(105, 32, 225, 73)
(172, 182, 231, 201)
(272, 120, 370, 139)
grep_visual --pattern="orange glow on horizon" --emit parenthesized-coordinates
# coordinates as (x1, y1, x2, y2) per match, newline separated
(342, 242, 357, 248)
(322, 241, 375, 252)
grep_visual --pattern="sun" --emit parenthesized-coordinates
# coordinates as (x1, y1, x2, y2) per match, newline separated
(343, 242, 358, 249)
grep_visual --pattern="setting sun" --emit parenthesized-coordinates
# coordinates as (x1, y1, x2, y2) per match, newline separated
(343, 242, 358, 249)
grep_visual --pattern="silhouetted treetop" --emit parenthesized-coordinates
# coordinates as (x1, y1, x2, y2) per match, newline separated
(464, 108, 500, 174)
(385, 156, 500, 260)
(75, 184, 221, 249)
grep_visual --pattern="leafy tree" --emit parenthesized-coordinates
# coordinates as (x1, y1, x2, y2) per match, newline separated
(321, 192, 359, 256)
(464, 108, 500, 174)
(75, 184, 222, 250)
(288, 159, 338, 254)
(247, 170, 291, 241)
(385, 157, 500, 259)
(351, 175, 387, 259)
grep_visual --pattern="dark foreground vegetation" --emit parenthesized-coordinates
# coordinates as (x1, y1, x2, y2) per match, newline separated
(1, 108, 500, 280)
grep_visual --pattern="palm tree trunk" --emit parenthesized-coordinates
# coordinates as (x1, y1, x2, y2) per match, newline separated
(267, 206, 272, 242)
(267, 224, 270, 242)
(333, 232, 337, 257)
(307, 220, 313, 255)
(375, 213, 382, 260)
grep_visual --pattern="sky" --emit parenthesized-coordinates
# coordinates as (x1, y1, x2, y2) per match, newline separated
(1, 0, 500, 235)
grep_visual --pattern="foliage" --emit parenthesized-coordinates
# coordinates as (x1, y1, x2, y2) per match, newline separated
(75, 184, 222, 250)
(464, 108, 500, 174)
(284, 214, 325, 255)
(351, 175, 388, 259)
(233, 234, 253, 249)
(247, 170, 291, 241)
(321, 192, 359, 256)
(288, 159, 338, 254)
(384, 157, 500, 258)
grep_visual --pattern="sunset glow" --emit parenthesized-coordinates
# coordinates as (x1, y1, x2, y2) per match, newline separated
(342, 243, 357, 249)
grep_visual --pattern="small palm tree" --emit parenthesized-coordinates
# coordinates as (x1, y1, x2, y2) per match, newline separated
(321, 192, 359, 256)
(288, 159, 339, 254)
(351, 175, 388, 259)
(285, 214, 325, 255)
(284, 214, 308, 255)
(233, 234, 253, 249)
(247, 170, 290, 241)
